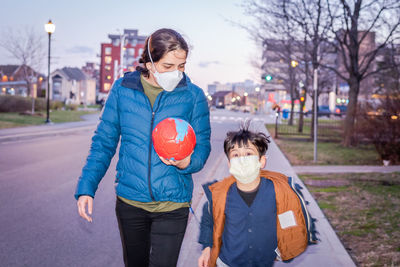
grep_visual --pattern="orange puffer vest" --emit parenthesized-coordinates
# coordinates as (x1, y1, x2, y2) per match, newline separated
(208, 170, 308, 267)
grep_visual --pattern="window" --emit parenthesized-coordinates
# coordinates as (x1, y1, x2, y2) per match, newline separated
(138, 48, 144, 57)
(105, 65, 111, 71)
(104, 83, 111, 91)
(129, 39, 137, 46)
(52, 76, 62, 100)
(127, 48, 135, 56)
(105, 47, 112, 55)
(112, 39, 120, 47)
(105, 56, 112, 64)
(127, 56, 135, 65)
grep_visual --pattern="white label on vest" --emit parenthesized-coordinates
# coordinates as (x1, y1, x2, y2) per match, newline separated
(278, 210, 297, 229)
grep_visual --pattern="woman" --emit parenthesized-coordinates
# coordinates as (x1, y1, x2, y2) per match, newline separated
(75, 28, 211, 267)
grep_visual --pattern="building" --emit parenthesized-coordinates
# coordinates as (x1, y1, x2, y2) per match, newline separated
(50, 67, 96, 105)
(232, 79, 260, 96)
(207, 80, 260, 96)
(99, 29, 147, 94)
(211, 91, 243, 108)
(207, 82, 233, 95)
(0, 65, 45, 97)
(82, 62, 100, 100)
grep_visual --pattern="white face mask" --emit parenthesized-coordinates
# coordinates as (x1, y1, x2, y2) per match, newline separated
(229, 155, 261, 184)
(147, 39, 183, 92)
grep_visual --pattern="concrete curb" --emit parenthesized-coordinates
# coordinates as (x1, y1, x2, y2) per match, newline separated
(293, 165, 400, 174)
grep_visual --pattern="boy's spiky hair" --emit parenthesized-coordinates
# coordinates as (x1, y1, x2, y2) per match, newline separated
(223, 120, 271, 158)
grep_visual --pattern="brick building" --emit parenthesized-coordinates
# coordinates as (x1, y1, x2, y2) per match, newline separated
(99, 29, 147, 94)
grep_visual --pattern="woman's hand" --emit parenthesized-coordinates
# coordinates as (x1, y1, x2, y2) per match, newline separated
(159, 152, 192, 169)
(77, 195, 93, 222)
(198, 247, 211, 267)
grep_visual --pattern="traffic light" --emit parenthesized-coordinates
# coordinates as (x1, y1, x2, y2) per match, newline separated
(300, 89, 305, 103)
(262, 74, 273, 82)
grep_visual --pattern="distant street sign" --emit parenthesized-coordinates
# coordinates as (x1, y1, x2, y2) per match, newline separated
(339, 83, 349, 93)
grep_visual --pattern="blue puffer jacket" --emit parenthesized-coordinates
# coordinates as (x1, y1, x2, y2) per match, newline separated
(74, 71, 211, 203)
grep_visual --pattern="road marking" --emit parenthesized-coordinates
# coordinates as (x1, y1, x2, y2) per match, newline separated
(210, 115, 267, 123)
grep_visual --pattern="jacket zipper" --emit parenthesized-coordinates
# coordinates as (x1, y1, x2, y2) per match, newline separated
(147, 92, 164, 201)
(290, 177, 312, 242)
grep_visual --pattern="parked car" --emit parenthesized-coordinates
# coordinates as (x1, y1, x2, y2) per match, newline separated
(334, 105, 347, 117)
(305, 105, 331, 117)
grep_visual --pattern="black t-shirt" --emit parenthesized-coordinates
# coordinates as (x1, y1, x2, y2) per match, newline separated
(237, 183, 260, 207)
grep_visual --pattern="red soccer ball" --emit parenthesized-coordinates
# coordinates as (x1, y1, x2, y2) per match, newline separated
(152, 118, 196, 161)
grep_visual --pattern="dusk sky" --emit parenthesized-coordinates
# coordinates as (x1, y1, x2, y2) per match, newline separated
(0, 0, 260, 90)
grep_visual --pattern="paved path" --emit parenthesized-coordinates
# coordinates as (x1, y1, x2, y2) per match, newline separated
(293, 165, 400, 174)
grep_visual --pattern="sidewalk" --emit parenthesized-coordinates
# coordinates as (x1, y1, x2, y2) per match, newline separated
(178, 120, 356, 267)
(0, 113, 100, 143)
(294, 165, 400, 174)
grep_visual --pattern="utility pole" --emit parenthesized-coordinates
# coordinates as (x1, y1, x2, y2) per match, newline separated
(119, 33, 126, 78)
(313, 67, 318, 162)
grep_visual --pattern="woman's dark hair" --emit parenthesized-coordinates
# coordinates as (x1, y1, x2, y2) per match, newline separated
(223, 121, 271, 159)
(136, 28, 189, 77)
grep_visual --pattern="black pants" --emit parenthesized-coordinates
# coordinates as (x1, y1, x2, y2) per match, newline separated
(115, 198, 189, 267)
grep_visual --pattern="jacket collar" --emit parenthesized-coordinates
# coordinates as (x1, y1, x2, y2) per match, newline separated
(121, 70, 189, 92)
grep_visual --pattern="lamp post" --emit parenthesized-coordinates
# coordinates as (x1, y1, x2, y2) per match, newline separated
(44, 20, 55, 123)
(255, 87, 260, 113)
(119, 33, 126, 78)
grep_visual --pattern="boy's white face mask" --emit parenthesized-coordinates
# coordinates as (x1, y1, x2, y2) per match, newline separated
(229, 155, 261, 184)
(147, 38, 183, 92)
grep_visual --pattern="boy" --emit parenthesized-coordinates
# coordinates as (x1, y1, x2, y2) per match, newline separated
(198, 125, 316, 267)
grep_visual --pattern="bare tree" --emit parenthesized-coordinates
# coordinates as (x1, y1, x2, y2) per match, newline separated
(242, 0, 335, 137)
(241, 0, 304, 125)
(324, 0, 400, 146)
(0, 26, 45, 114)
(281, 0, 334, 138)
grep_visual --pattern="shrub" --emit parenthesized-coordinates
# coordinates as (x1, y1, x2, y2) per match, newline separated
(65, 104, 78, 111)
(357, 94, 400, 164)
(0, 95, 66, 112)
(50, 101, 64, 110)
(0, 95, 47, 112)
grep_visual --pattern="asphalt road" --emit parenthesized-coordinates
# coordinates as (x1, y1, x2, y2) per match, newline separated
(0, 110, 272, 267)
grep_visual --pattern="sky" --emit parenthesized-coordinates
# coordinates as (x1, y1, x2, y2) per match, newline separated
(0, 0, 261, 90)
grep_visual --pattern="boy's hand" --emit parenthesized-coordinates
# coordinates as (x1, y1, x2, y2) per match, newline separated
(198, 247, 211, 267)
(159, 152, 193, 169)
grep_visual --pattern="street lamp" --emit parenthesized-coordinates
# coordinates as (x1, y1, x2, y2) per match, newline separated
(255, 87, 261, 113)
(44, 19, 55, 123)
(119, 33, 126, 78)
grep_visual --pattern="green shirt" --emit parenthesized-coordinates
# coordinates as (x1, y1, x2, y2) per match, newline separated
(141, 75, 163, 107)
(117, 75, 190, 212)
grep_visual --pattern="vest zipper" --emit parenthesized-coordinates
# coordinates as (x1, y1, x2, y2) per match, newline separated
(147, 92, 164, 201)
